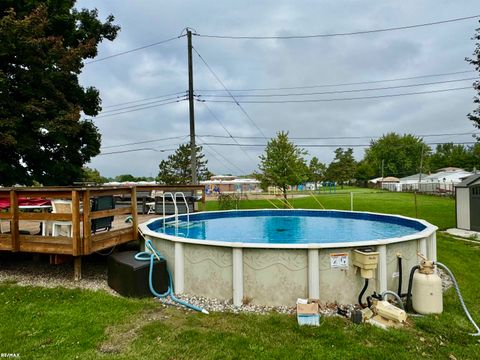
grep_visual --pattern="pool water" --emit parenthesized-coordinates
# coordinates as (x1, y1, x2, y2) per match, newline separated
(148, 210, 425, 244)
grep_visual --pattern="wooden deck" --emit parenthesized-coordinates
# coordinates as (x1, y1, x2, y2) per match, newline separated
(0, 185, 205, 279)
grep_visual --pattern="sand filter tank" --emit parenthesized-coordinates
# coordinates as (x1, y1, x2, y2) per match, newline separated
(411, 256, 443, 314)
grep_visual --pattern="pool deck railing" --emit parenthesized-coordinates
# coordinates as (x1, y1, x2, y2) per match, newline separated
(0, 185, 205, 279)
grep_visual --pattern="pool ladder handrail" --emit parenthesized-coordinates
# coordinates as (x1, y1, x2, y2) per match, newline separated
(174, 192, 190, 225)
(161, 192, 190, 229)
(162, 192, 178, 228)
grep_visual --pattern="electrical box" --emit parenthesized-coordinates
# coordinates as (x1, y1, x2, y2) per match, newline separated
(352, 247, 379, 279)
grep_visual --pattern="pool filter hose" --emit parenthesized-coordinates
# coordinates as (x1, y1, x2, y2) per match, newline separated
(381, 290, 404, 310)
(358, 278, 369, 308)
(135, 240, 209, 314)
(397, 256, 403, 297)
(435, 262, 480, 336)
(405, 265, 420, 312)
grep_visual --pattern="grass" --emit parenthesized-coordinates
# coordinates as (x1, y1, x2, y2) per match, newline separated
(207, 190, 455, 229)
(1, 190, 478, 359)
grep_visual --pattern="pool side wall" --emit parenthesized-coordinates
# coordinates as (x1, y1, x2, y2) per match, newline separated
(140, 211, 437, 306)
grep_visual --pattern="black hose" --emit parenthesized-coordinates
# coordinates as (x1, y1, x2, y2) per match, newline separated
(397, 256, 403, 296)
(367, 296, 372, 309)
(358, 278, 369, 308)
(406, 265, 420, 312)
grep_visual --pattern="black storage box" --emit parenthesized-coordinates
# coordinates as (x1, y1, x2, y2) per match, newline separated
(107, 251, 169, 297)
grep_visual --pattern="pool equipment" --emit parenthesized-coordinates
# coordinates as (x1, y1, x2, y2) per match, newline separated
(404, 254, 480, 336)
(135, 240, 209, 314)
(353, 248, 379, 308)
(353, 248, 379, 279)
(411, 254, 443, 315)
(107, 250, 168, 298)
(372, 299, 407, 323)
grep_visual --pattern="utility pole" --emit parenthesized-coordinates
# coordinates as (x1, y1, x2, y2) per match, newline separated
(381, 159, 384, 179)
(419, 144, 424, 183)
(187, 29, 197, 184)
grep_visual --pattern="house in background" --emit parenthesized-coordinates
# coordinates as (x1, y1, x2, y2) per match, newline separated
(419, 169, 473, 193)
(379, 177, 400, 191)
(201, 175, 261, 195)
(398, 173, 429, 191)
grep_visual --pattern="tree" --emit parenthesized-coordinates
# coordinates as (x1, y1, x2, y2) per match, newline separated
(0, 2, 119, 186)
(82, 166, 107, 184)
(157, 143, 211, 185)
(430, 143, 480, 171)
(115, 174, 137, 183)
(326, 148, 356, 188)
(363, 133, 430, 178)
(467, 23, 480, 131)
(355, 160, 376, 183)
(308, 157, 326, 190)
(257, 131, 308, 201)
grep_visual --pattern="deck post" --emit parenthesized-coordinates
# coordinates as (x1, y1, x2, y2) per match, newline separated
(82, 190, 91, 255)
(201, 188, 206, 211)
(131, 187, 138, 241)
(10, 189, 19, 252)
(71, 190, 81, 256)
(74, 256, 82, 281)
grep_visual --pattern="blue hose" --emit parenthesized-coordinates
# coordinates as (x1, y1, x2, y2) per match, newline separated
(135, 240, 208, 314)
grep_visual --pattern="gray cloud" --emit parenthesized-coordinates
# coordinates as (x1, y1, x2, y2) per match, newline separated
(77, 0, 480, 177)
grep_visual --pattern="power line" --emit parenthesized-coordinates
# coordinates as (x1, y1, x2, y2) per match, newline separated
(200, 143, 246, 175)
(99, 131, 477, 152)
(196, 77, 478, 98)
(98, 147, 179, 156)
(194, 15, 480, 39)
(85, 35, 184, 64)
(198, 86, 472, 103)
(93, 98, 187, 118)
(197, 131, 479, 141)
(192, 46, 268, 138)
(102, 91, 186, 109)
(196, 70, 476, 92)
(200, 102, 257, 162)
(97, 70, 476, 111)
(97, 140, 479, 156)
(99, 96, 187, 114)
(198, 141, 479, 148)
(101, 135, 189, 149)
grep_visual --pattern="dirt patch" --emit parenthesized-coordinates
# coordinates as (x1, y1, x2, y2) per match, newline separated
(98, 309, 168, 354)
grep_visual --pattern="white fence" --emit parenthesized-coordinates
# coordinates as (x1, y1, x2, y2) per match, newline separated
(381, 181, 455, 195)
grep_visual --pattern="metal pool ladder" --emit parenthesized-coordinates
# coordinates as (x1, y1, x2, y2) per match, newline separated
(174, 192, 190, 225)
(161, 192, 190, 228)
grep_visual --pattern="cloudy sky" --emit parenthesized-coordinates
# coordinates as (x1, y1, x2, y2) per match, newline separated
(77, 0, 480, 178)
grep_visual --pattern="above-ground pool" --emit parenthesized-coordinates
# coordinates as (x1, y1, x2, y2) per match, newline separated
(139, 209, 437, 306)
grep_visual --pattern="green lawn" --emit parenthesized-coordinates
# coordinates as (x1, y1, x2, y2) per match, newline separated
(1, 191, 479, 359)
(207, 190, 455, 229)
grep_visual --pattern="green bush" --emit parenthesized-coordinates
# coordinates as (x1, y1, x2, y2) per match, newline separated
(218, 193, 241, 210)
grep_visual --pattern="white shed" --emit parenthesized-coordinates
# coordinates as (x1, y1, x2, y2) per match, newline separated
(455, 174, 480, 231)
